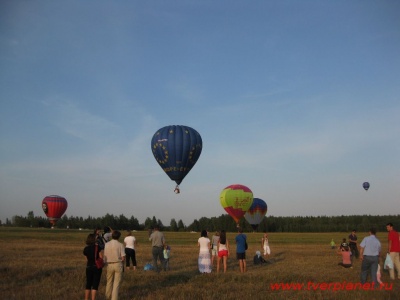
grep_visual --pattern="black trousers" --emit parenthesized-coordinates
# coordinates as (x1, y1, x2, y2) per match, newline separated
(125, 248, 137, 267)
(349, 243, 359, 259)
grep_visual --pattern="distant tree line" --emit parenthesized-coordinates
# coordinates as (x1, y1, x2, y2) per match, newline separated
(4, 211, 400, 233)
(187, 214, 400, 233)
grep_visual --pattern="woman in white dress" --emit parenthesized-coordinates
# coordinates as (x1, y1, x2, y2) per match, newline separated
(198, 230, 212, 273)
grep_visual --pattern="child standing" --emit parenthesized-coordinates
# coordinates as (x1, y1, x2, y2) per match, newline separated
(163, 245, 171, 271)
(330, 239, 336, 249)
(211, 231, 220, 267)
(261, 233, 270, 258)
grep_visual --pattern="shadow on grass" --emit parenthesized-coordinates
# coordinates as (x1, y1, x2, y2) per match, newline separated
(126, 269, 200, 297)
(272, 251, 285, 261)
(123, 252, 287, 298)
(264, 251, 285, 264)
(10, 266, 80, 287)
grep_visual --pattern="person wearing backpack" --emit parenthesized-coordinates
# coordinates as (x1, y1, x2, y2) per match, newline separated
(94, 227, 106, 250)
(235, 227, 247, 273)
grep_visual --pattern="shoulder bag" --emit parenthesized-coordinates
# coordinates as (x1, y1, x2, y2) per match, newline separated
(95, 244, 104, 269)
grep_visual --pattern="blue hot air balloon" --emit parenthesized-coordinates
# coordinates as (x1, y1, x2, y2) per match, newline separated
(151, 125, 202, 193)
(244, 198, 268, 231)
(362, 182, 370, 191)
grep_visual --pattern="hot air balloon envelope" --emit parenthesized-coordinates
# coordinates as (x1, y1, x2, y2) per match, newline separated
(362, 182, 370, 191)
(151, 125, 202, 189)
(220, 184, 254, 224)
(42, 195, 68, 225)
(244, 198, 268, 230)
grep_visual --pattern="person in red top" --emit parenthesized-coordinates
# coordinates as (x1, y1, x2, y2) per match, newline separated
(386, 222, 400, 280)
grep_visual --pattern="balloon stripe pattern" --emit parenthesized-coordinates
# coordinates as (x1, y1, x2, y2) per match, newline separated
(42, 195, 68, 226)
(220, 184, 254, 224)
(244, 198, 268, 231)
(151, 125, 202, 186)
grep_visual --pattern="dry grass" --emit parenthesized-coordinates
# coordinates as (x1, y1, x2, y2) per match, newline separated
(0, 228, 398, 300)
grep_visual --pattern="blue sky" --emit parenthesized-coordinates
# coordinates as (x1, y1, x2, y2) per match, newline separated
(1, 1, 399, 226)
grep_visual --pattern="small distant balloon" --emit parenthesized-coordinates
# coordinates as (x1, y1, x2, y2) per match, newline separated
(151, 125, 202, 192)
(362, 182, 370, 191)
(220, 184, 254, 225)
(42, 195, 68, 226)
(244, 198, 268, 231)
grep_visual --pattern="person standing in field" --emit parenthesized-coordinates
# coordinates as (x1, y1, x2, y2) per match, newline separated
(124, 231, 137, 271)
(330, 239, 336, 250)
(386, 222, 400, 280)
(211, 231, 220, 267)
(217, 230, 229, 273)
(104, 230, 125, 300)
(83, 233, 103, 300)
(163, 244, 171, 271)
(359, 228, 381, 286)
(337, 245, 352, 268)
(103, 226, 113, 242)
(198, 229, 212, 273)
(149, 225, 166, 272)
(348, 229, 359, 260)
(261, 232, 270, 258)
(94, 227, 106, 250)
(235, 227, 247, 273)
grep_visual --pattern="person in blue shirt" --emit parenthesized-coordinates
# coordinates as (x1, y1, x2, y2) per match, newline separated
(359, 228, 381, 286)
(235, 227, 247, 273)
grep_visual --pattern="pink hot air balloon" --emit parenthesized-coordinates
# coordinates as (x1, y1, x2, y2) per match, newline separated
(220, 184, 254, 225)
(42, 195, 68, 226)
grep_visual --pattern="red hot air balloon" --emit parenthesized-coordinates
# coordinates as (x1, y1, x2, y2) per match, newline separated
(220, 184, 254, 225)
(42, 195, 68, 226)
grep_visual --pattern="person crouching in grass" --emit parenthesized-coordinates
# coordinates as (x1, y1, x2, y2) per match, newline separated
(338, 245, 352, 268)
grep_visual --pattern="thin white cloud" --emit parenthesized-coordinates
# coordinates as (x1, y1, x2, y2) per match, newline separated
(41, 98, 121, 142)
(166, 79, 204, 105)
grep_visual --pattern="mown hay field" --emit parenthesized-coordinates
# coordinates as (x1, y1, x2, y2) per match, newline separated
(0, 228, 398, 300)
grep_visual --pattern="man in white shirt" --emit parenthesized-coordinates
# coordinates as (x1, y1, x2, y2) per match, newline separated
(359, 228, 381, 286)
(104, 230, 125, 300)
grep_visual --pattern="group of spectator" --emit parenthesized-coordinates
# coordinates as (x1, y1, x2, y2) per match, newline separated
(197, 227, 249, 274)
(335, 223, 400, 287)
(83, 225, 274, 299)
(83, 222, 400, 299)
(84, 225, 271, 300)
(83, 225, 170, 300)
(83, 227, 136, 300)
(201, 228, 272, 273)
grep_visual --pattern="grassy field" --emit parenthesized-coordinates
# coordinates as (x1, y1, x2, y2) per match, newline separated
(0, 228, 398, 300)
